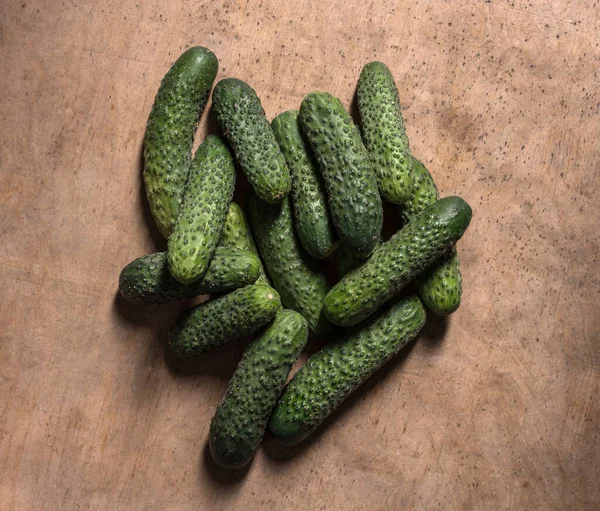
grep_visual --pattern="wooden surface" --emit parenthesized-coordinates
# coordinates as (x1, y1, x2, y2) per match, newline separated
(1, 1, 599, 509)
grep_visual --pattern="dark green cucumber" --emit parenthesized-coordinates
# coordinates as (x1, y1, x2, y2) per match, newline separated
(143, 47, 218, 238)
(271, 110, 337, 259)
(357, 61, 413, 204)
(119, 247, 260, 305)
(167, 284, 280, 359)
(167, 135, 236, 284)
(336, 238, 382, 277)
(324, 196, 472, 327)
(401, 157, 463, 315)
(209, 309, 308, 468)
(299, 92, 382, 257)
(212, 78, 291, 203)
(269, 296, 426, 445)
(248, 193, 330, 335)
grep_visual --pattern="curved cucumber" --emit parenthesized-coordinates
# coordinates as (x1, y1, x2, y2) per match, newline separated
(401, 157, 463, 315)
(357, 61, 413, 204)
(324, 196, 472, 327)
(167, 284, 280, 359)
(167, 135, 236, 284)
(143, 47, 218, 238)
(271, 110, 337, 259)
(119, 247, 260, 305)
(336, 238, 381, 277)
(299, 92, 382, 257)
(248, 193, 331, 335)
(209, 309, 308, 468)
(269, 296, 426, 445)
(213, 78, 291, 203)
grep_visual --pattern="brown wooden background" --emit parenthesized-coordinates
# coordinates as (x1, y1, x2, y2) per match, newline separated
(1, 1, 599, 509)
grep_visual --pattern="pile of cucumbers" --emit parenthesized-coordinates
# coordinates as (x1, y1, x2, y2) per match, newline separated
(118, 46, 472, 469)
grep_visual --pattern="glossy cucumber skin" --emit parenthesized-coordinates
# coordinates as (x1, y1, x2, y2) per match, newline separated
(248, 193, 331, 335)
(299, 92, 382, 257)
(119, 247, 260, 304)
(357, 61, 413, 204)
(167, 135, 236, 284)
(209, 309, 308, 468)
(167, 284, 280, 359)
(212, 78, 291, 203)
(271, 110, 337, 259)
(324, 196, 472, 327)
(401, 157, 463, 315)
(143, 47, 218, 238)
(269, 296, 426, 445)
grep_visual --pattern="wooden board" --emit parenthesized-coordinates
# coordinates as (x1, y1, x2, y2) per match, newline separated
(1, 1, 598, 509)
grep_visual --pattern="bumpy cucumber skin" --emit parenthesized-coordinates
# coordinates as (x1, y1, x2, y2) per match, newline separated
(119, 247, 260, 305)
(401, 157, 463, 315)
(269, 296, 426, 445)
(143, 47, 218, 238)
(221, 202, 269, 284)
(299, 92, 383, 257)
(209, 309, 308, 468)
(357, 62, 413, 204)
(213, 78, 291, 203)
(248, 193, 331, 335)
(324, 196, 472, 327)
(167, 135, 236, 284)
(167, 284, 280, 359)
(271, 111, 337, 259)
(336, 239, 381, 277)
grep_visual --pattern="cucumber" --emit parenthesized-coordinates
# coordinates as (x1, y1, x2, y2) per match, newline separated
(212, 78, 291, 203)
(299, 92, 382, 257)
(357, 61, 413, 204)
(119, 247, 260, 305)
(167, 135, 236, 284)
(401, 157, 463, 315)
(143, 47, 218, 238)
(271, 110, 337, 259)
(324, 196, 472, 327)
(209, 309, 308, 468)
(269, 296, 426, 445)
(336, 238, 381, 277)
(167, 284, 280, 359)
(248, 193, 331, 335)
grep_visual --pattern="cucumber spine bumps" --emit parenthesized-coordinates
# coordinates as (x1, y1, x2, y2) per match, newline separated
(324, 196, 472, 327)
(357, 61, 413, 204)
(167, 135, 236, 284)
(143, 47, 218, 238)
(299, 92, 382, 257)
(213, 78, 291, 203)
(269, 296, 426, 445)
(209, 309, 308, 468)
(271, 110, 337, 259)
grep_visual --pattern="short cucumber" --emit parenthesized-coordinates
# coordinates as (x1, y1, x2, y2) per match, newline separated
(143, 47, 218, 238)
(271, 110, 337, 259)
(209, 309, 308, 468)
(324, 196, 472, 327)
(167, 135, 236, 284)
(269, 296, 426, 445)
(167, 284, 280, 359)
(119, 247, 260, 304)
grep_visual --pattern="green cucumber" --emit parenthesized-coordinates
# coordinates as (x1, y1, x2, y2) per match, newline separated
(167, 284, 280, 359)
(167, 135, 236, 284)
(212, 78, 291, 203)
(248, 193, 330, 335)
(357, 61, 413, 204)
(324, 196, 472, 327)
(401, 157, 463, 315)
(119, 247, 260, 305)
(336, 238, 382, 277)
(269, 296, 426, 445)
(299, 92, 382, 257)
(143, 47, 218, 238)
(271, 110, 337, 259)
(209, 309, 308, 468)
